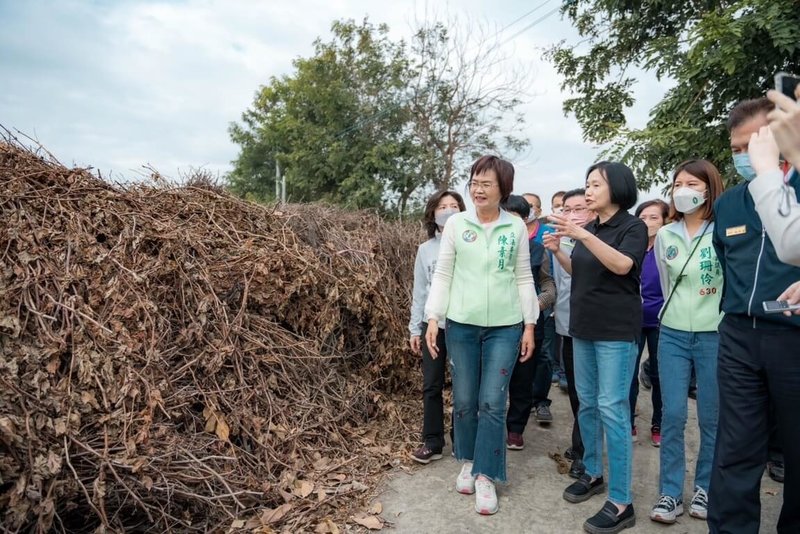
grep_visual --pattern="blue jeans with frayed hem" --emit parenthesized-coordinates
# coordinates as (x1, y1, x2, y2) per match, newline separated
(446, 319, 523, 483)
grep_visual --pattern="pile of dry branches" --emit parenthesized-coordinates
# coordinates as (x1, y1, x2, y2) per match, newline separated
(0, 137, 424, 532)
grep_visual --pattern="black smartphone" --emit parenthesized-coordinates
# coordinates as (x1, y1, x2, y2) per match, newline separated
(775, 72, 800, 99)
(762, 300, 800, 314)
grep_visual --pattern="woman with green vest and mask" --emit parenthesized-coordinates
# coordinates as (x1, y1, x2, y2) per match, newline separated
(424, 155, 538, 516)
(649, 159, 725, 525)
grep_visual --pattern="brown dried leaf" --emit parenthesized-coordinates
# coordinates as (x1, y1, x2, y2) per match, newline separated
(46, 450, 62, 475)
(293, 479, 314, 498)
(350, 513, 383, 530)
(260, 503, 292, 524)
(45, 355, 60, 374)
(314, 519, 340, 534)
(215, 417, 230, 442)
(369, 502, 382, 515)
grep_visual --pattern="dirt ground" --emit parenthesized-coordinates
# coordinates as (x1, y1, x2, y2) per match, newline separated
(378, 375, 783, 533)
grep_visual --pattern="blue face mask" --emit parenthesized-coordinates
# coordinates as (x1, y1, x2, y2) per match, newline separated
(733, 153, 757, 181)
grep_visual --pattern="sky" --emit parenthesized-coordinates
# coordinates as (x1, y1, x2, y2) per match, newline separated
(0, 0, 671, 209)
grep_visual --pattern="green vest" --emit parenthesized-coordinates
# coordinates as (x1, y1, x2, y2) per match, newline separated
(446, 211, 528, 327)
(655, 221, 724, 332)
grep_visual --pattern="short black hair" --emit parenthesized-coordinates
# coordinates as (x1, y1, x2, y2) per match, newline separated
(727, 98, 774, 132)
(586, 161, 638, 211)
(562, 188, 585, 203)
(501, 194, 531, 220)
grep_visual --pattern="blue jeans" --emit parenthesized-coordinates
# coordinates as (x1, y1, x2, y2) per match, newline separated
(446, 319, 523, 483)
(658, 325, 719, 498)
(573, 337, 637, 504)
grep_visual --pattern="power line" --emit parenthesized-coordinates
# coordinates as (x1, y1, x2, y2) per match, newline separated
(333, 4, 563, 139)
(499, 6, 562, 47)
(499, 0, 553, 34)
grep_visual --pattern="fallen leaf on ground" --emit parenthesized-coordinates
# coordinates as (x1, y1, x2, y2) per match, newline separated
(260, 503, 292, 524)
(351, 512, 383, 530)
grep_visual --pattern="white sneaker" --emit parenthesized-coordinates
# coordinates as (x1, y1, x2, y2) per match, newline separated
(474, 477, 498, 515)
(690, 486, 708, 519)
(456, 462, 475, 494)
(650, 494, 684, 524)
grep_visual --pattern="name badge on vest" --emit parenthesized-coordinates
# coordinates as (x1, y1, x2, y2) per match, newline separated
(725, 225, 746, 237)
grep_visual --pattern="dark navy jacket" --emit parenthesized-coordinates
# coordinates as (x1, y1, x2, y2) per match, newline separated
(712, 176, 800, 328)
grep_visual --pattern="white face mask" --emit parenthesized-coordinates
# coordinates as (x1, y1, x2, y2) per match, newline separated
(673, 187, 706, 214)
(435, 208, 459, 228)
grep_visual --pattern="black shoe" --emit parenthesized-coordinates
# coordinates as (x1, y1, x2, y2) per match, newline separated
(535, 404, 553, 425)
(564, 447, 576, 461)
(584, 501, 635, 534)
(688, 387, 697, 400)
(569, 459, 586, 479)
(768, 461, 785, 483)
(563, 474, 606, 503)
(411, 445, 443, 464)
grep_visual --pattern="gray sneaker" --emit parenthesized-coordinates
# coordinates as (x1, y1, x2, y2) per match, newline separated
(650, 494, 684, 524)
(534, 404, 553, 424)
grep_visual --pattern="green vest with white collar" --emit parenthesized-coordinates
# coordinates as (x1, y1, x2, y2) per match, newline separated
(446, 210, 528, 327)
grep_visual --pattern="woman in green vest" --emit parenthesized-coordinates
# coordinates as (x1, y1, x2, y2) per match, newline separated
(424, 155, 538, 516)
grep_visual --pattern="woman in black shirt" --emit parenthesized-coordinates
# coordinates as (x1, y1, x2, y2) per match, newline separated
(544, 161, 648, 534)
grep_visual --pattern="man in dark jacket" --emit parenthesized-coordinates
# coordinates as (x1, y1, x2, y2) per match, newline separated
(708, 98, 800, 534)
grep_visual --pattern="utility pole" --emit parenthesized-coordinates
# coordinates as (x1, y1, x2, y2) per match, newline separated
(275, 160, 280, 202)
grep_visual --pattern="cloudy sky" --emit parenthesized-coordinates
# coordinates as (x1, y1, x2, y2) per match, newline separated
(0, 0, 670, 208)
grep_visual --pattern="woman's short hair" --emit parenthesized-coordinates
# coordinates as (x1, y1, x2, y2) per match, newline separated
(501, 194, 531, 220)
(668, 159, 725, 222)
(423, 190, 466, 238)
(585, 161, 638, 211)
(470, 155, 515, 202)
(635, 199, 670, 221)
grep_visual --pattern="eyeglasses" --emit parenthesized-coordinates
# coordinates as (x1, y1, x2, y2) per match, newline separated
(562, 207, 588, 215)
(468, 180, 497, 190)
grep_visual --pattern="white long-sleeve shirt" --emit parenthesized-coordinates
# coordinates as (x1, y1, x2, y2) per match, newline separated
(750, 168, 800, 266)
(408, 236, 440, 336)
(424, 210, 539, 327)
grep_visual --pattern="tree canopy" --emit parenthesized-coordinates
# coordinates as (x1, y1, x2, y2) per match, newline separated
(228, 18, 528, 214)
(548, 0, 800, 188)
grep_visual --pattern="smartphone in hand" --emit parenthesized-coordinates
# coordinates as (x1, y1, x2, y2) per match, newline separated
(775, 72, 800, 100)
(762, 300, 800, 314)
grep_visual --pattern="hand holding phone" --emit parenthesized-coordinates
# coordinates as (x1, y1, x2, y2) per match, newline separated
(762, 300, 800, 314)
(767, 75, 800, 170)
(775, 72, 800, 100)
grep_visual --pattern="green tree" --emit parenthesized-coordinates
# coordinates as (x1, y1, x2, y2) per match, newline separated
(229, 19, 415, 211)
(229, 17, 531, 214)
(548, 0, 800, 188)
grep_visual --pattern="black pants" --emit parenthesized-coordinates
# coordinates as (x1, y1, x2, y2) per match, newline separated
(708, 314, 800, 534)
(531, 313, 555, 408)
(506, 333, 544, 434)
(559, 335, 584, 458)
(420, 323, 450, 451)
(630, 326, 662, 429)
